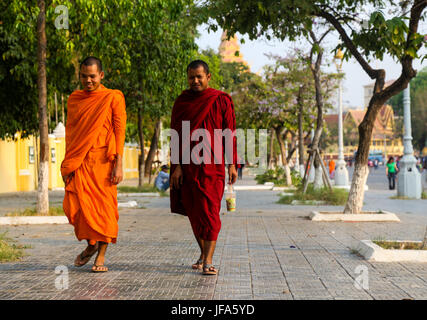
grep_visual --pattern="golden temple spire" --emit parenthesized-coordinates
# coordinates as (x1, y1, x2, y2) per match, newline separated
(218, 31, 249, 69)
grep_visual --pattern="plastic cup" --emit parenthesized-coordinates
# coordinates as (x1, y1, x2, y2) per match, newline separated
(225, 185, 236, 212)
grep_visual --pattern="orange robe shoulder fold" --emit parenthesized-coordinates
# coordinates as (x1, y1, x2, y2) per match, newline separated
(61, 85, 126, 245)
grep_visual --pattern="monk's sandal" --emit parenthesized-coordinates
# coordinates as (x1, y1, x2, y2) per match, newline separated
(192, 259, 203, 270)
(92, 264, 108, 273)
(202, 264, 218, 276)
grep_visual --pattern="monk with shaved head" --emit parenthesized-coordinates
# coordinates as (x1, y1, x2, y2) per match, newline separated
(61, 56, 127, 272)
(170, 60, 238, 275)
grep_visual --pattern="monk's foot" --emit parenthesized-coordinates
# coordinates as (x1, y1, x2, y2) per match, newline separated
(74, 243, 99, 267)
(192, 258, 204, 270)
(202, 264, 218, 276)
(92, 256, 108, 272)
(93, 254, 106, 269)
(92, 264, 108, 273)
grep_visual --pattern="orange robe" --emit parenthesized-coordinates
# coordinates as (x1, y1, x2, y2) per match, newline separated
(61, 85, 126, 245)
(329, 160, 336, 175)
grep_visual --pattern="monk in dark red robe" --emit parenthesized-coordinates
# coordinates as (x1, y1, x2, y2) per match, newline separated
(170, 60, 237, 275)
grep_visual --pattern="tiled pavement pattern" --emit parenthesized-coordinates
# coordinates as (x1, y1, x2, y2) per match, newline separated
(1, 202, 427, 300)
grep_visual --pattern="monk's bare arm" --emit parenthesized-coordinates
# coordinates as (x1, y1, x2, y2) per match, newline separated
(222, 95, 238, 185)
(228, 164, 237, 185)
(111, 154, 123, 185)
(170, 164, 183, 190)
(111, 91, 126, 185)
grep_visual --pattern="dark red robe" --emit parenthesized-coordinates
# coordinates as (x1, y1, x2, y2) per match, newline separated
(170, 88, 237, 241)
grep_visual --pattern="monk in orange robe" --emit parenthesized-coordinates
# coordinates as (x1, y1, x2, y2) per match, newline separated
(61, 56, 127, 273)
(170, 60, 237, 275)
(329, 159, 336, 178)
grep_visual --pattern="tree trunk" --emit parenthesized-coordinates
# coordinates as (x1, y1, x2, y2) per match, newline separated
(317, 0, 426, 213)
(61, 94, 65, 123)
(54, 91, 58, 125)
(268, 128, 275, 169)
(275, 127, 292, 186)
(286, 131, 296, 164)
(36, 0, 49, 215)
(137, 108, 145, 187)
(344, 100, 382, 213)
(297, 87, 305, 176)
(308, 33, 325, 189)
(144, 118, 162, 182)
(313, 166, 324, 189)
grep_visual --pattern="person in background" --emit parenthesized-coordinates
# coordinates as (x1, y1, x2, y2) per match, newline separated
(396, 155, 402, 172)
(328, 159, 336, 179)
(374, 158, 379, 170)
(416, 157, 422, 173)
(385, 156, 398, 190)
(155, 165, 170, 191)
(237, 156, 245, 180)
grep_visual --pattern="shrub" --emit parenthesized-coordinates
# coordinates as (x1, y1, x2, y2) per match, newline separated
(255, 166, 290, 186)
(277, 184, 348, 205)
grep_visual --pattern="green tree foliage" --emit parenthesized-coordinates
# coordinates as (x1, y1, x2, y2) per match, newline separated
(388, 67, 427, 152)
(0, 0, 75, 139)
(232, 54, 319, 132)
(1, 0, 198, 138)
(192, 48, 254, 94)
(200, 0, 426, 213)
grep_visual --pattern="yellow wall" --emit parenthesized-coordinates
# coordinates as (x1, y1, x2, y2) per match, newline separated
(0, 134, 141, 193)
(0, 138, 18, 193)
(15, 135, 37, 192)
(123, 145, 140, 179)
(49, 134, 66, 190)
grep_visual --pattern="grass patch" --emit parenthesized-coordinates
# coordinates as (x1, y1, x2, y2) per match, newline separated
(5, 207, 64, 216)
(0, 232, 30, 262)
(255, 167, 302, 188)
(118, 184, 158, 193)
(390, 192, 427, 200)
(277, 184, 348, 206)
(373, 240, 427, 250)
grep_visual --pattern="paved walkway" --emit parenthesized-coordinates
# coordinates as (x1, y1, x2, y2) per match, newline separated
(0, 171, 427, 300)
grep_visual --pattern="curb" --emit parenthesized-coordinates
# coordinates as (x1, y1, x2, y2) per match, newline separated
(0, 216, 69, 225)
(309, 210, 400, 222)
(118, 201, 138, 208)
(272, 187, 297, 191)
(232, 185, 273, 190)
(356, 240, 427, 262)
(118, 193, 160, 197)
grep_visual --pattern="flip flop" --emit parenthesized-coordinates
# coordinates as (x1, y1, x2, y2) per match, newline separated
(74, 244, 99, 267)
(192, 259, 203, 270)
(92, 264, 109, 273)
(202, 264, 218, 276)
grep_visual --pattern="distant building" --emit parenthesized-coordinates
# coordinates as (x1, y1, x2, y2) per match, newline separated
(218, 31, 250, 70)
(323, 105, 403, 159)
(363, 79, 395, 108)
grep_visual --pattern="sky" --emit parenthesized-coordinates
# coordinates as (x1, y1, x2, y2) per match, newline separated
(195, 23, 426, 110)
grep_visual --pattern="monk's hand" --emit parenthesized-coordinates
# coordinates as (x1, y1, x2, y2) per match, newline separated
(170, 164, 183, 190)
(228, 164, 237, 185)
(111, 155, 123, 185)
(62, 172, 74, 185)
